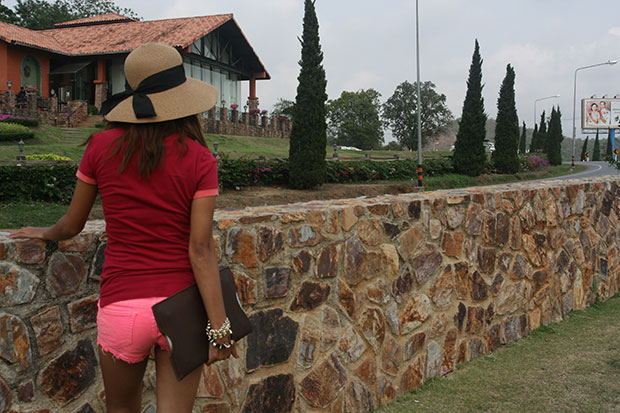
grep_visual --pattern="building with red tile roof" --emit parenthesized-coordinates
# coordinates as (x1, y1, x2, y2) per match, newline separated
(0, 13, 269, 110)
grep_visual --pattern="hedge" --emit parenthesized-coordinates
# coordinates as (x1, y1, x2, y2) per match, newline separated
(0, 164, 77, 203)
(0, 122, 35, 141)
(0, 157, 454, 202)
(0, 115, 40, 127)
(25, 154, 72, 161)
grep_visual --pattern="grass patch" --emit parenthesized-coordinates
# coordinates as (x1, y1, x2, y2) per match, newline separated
(0, 202, 72, 229)
(376, 295, 620, 413)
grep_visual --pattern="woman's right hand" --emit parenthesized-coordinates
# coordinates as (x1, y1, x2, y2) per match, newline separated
(207, 341, 239, 365)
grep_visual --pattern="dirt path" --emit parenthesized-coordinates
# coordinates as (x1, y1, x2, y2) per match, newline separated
(214, 181, 419, 210)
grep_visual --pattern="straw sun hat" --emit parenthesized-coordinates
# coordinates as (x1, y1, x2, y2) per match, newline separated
(100, 42, 218, 123)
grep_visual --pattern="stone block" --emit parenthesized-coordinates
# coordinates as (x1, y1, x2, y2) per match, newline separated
(354, 356, 377, 384)
(265, 267, 290, 299)
(358, 307, 385, 352)
(0, 262, 39, 307)
(343, 380, 375, 412)
(316, 242, 341, 279)
(442, 329, 457, 375)
(288, 225, 324, 247)
(15, 239, 45, 265)
(338, 325, 366, 363)
(90, 242, 106, 280)
(0, 312, 31, 370)
(257, 226, 284, 262)
(366, 279, 390, 305)
(219, 356, 244, 406)
(246, 309, 298, 371)
(59, 233, 96, 252)
(380, 336, 401, 376)
(357, 218, 383, 246)
(300, 353, 347, 408)
(243, 374, 295, 413)
(401, 354, 425, 391)
(292, 250, 312, 274)
(430, 265, 454, 309)
(411, 243, 443, 285)
(17, 379, 34, 402)
(68, 294, 98, 333)
(202, 403, 231, 413)
(226, 228, 257, 268)
(289, 281, 330, 312)
(315, 305, 340, 355)
(40, 339, 97, 403)
(197, 364, 224, 398)
(0, 376, 11, 412)
(399, 294, 432, 334)
(47, 253, 86, 296)
(31, 306, 63, 356)
(338, 280, 356, 319)
(231, 269, 257, 305)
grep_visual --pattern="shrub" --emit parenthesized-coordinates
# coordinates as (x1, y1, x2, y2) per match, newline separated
(0, 114, 39, 127)
(326, 158, 453, 184)
(519, 154, 550, 172)
(25, 154, 72, 161)
(0, 164, 77, 202)
(94, 121, 105, 128)
(87, 105, 99, 115)
(0, 122, 35, 141)
(218, 156, 288, 188)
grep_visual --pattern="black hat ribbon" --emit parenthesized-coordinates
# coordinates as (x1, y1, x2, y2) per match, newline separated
(100, 64, 187, 119)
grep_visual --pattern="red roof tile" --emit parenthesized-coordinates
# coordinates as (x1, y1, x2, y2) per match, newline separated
(1, 14, 234, 56)
(54, 13, 136, 28)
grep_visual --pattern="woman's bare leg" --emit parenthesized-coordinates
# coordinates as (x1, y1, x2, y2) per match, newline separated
(155, 346, 202, 412)
(99, 347, 148, 413)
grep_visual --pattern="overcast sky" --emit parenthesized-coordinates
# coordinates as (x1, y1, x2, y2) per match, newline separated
(5, 0, 620, 139)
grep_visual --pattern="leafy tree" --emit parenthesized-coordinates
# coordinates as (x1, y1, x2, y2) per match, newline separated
(327, 89, 383, 150)
(529, 124, 538, 153)
(12, 0, 139, 30)
(453, 40, 487, 176)
(382, 80, 453, 150)
(288, 0, 327, 189)
(0, 4, 18, 24)
(580, 137, 589, 161)
(593, 130, 601, 161)
(519, 121, 527, 154)
(606, 130, 613, 160)
(270, 98, 295, 121)
(546, 106, 563, 165)
(492, 64, 519, 173)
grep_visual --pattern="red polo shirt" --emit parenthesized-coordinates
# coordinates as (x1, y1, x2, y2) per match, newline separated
(77, 128, 218, 307)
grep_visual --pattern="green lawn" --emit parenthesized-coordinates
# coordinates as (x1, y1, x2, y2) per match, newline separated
(0, 124, 423, 162)
(376, 294, 620, 412)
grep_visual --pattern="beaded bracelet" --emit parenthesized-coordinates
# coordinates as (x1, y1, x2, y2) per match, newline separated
(206, 317, 231, 341)
(211, 333, 235, 350)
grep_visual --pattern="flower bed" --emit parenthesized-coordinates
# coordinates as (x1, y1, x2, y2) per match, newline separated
(0, 114, 40, 127)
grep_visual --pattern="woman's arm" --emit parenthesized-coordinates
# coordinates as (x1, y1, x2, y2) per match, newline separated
(10, 180, 97, 241)
(189, 196, 238, 364)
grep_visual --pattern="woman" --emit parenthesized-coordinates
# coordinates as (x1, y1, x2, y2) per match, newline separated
(588, 102, 600, 125)
(10, 43, 237, 412)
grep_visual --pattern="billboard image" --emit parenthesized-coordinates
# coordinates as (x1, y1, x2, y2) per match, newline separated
(582, 98, 620, 129)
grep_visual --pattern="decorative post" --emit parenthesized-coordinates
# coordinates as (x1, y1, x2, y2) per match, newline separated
(16, 139, 25, 161)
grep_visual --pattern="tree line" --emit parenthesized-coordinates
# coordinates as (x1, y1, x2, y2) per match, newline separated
(0, 0, 139, 29)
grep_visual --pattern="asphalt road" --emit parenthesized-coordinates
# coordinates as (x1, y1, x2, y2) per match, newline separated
(537, 161, 619, 182)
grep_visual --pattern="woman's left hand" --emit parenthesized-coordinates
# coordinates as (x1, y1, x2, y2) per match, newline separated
(9, 227, 47, 240)
(207, 341, 239, 365)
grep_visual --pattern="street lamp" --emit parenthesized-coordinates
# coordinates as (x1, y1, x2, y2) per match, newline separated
(415, 0, 423, 187)
(534, 95, 560, 128)
(571, 60, 617, 166)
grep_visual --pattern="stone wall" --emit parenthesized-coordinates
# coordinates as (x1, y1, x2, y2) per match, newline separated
(200, 107, 291, 139)
(1, 176, 619, 412)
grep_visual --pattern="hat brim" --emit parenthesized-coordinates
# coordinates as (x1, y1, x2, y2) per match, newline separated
(103, 78, 218, 124)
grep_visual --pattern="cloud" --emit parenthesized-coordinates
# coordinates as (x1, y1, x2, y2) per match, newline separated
(608, 27, 620, 37)
(341, 72, 381, 94)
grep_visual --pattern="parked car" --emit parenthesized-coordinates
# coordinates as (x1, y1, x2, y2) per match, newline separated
(483, 140, 495, 152)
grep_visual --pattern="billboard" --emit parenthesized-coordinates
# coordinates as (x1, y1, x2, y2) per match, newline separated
(582, 98, 620, 129)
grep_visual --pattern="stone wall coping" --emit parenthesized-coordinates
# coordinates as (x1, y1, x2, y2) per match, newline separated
(1, 175, 619, 240)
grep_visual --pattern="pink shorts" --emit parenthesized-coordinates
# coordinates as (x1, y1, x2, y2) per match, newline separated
(97, 297, 170, 364)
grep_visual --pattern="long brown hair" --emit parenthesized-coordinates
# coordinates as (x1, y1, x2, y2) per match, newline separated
(86, 115, 207, 178)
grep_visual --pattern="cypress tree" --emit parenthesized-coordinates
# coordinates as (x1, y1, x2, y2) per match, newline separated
(580, 137, 589, 161)
(529, 124, 538, 153)
(593, 130, 601, 161)
(606, 130, 613, 160)
(453, 40, 487, 176)
(546, 106, 563, 165)
(492, 64, 519, 173)
(533, 111, 547, 153)
(288, 0, 328, 189)
(519, 121, 527, 154)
